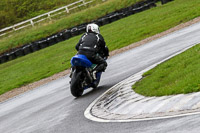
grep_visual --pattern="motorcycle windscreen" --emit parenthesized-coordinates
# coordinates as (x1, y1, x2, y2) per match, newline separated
(71, 54, 92, 68)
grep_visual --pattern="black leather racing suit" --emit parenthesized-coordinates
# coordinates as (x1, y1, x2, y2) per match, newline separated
(75, 32, 109, 72)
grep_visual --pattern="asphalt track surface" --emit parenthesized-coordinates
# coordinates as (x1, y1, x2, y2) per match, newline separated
(1, 22, 200, 133)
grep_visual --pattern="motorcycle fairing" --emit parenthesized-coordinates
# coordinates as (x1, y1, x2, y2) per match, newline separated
(71, 54, 92, 68)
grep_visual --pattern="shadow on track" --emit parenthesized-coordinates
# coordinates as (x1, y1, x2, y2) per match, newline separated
(74, 84, 113, 100)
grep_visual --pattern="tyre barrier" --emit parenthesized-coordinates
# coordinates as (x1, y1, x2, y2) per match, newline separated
(71, 27, 80, 37)
(96, 19, 103, 26)
(48, 36, 58, 46)
(23, 44, 33, 55)
(7, 52, 16, 61)
(78, 25, 87, 34)
(161, 0, 174, 4)
(0, 55, 3, 64)
(143, 3, 151, 10)
(37, 40, 47, 49)
(118, 7, 132, 17)
(0, 54, 8, 64)
(30, 42, 40, 52)
(98, 17, 110, 26)
(62, 30, 72, 40)
(108, 13, 121, 23)
(55, 33, 65, 42)
(14, 48, 25, 58)
(0, 0, 157, 64)
(148, 2, 157, 8)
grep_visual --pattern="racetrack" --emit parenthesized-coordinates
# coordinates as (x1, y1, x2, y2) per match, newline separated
(0, 21, 200, 133)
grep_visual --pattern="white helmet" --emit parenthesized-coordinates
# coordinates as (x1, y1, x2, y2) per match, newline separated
(86, 23, 100, 34)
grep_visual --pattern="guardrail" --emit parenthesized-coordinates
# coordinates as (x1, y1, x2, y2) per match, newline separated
(0, 0, 97, 37)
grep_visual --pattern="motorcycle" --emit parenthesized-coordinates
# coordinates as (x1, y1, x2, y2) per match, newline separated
(70, 54, 102, 97)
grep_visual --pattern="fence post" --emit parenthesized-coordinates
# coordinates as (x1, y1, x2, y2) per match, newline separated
(30, 20, 34, 27)
(12, 26, 16, 31)
(48, 13, 52, 20)
(65, 7, 69, 13)
(82, 0, 86, 6)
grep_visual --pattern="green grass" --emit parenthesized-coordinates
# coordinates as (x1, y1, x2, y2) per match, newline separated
(0, 39, 76, 94)
(0, 0, 200, 95)
(0, 0, 142, 54)
(133, 44, 200, 96)
(0, 0, 84, 29)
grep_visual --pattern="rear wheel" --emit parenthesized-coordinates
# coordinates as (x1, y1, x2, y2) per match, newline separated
(70, 71, 84, 97)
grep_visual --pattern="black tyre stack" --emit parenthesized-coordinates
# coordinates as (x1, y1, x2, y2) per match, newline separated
(62, 30, 72, 40)
(30, 42, 40, 52)
(14, 48, 25, 58)
(23, 44, 33, 55)
(0, 54, 8, 64)
(161, 0, 174, 4)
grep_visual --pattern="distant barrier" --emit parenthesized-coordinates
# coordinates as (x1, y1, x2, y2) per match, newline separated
(0, 0, 157, 64)
(161, 0, 174, 4)
(0, 0, 97, 37)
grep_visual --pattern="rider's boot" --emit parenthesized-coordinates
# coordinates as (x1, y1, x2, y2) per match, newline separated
(92, 70, 97, 80)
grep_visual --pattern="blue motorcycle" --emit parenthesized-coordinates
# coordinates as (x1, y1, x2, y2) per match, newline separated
(70, 54, 102, 97)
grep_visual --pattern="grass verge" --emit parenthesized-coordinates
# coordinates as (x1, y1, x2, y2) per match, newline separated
(133, 44, 200, 96)
(0, 0, 200, 95)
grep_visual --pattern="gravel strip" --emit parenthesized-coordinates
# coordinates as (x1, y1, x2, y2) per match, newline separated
(1, 16, 200, 103)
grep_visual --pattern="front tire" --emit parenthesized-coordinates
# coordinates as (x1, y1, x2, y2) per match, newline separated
(70, 71, 83, 97)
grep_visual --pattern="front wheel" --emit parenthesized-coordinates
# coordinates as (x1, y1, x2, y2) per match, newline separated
(70, 71, 83, 97)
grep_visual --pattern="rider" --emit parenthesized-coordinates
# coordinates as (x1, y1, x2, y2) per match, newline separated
(75, 23, 109, 79)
